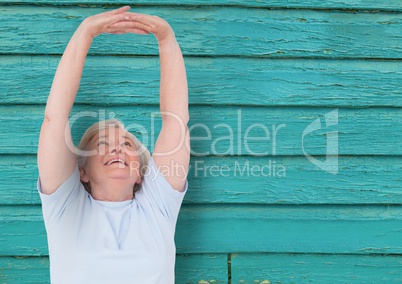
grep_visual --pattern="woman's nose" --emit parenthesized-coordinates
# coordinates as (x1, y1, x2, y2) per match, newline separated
(110, 143, 122, 154)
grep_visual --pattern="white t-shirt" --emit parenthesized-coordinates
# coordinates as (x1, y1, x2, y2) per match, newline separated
(38, 158, 187, 284)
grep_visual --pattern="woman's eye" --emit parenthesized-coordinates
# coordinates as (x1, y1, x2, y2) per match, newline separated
(123, 142, 132, 147)
(97, 141, 107, 146)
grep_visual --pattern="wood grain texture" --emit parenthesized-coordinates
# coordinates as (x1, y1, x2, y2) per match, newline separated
(2, 55, 402, 107)
(231, 253, 402, 283)
(1, 205, 401, 256)
(175, 254, 228, 284)
(2, 155, 401, 205)
(176, 204, 402, 254)
(3, 0, 402, 11)
(0, 257, 50, 283)
(0, 105, 400, 155)
(0, 254, 228, 283)
(1, 6, 401, 58)
(3, 253, 402, 283)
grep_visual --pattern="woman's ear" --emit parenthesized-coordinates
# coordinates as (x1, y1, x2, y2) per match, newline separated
(79, 167, 90, 183)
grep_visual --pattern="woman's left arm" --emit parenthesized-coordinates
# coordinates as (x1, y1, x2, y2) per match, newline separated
(155, 27, 190, 192)
(112, 14, 190, 191)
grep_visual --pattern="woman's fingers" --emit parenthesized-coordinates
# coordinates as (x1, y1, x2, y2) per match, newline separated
(108, 20, 151, 32)
(108, 6, 131, 15)
(106, 21, 149, 34)
(123, 13, 159, 28)
(114, 13, 173, 41)
(106, 28, 149, 35)
(86, 9, 172, 39)
(103, 13, 130, 27)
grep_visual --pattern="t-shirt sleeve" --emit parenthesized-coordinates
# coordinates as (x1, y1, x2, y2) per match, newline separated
(136, 158, 187, 229)
(37, 164, 85, 231)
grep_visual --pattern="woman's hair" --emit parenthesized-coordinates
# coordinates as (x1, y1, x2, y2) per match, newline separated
(76, 119, 151, 194)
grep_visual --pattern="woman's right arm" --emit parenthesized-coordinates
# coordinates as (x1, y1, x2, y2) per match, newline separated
(38, 6, 131, 195)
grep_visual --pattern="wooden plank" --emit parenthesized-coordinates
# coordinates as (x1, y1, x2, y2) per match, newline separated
(2, 0, 402, 11)
(0, 105, 400, 155)
(2, 55, 402, 107)
(2, 155, 402, 205)
(1, 6, 401, 58)
(231, 253, 402, 283)
(1, 205, 402, 256)
(0, 207, 48, 257)
(0, 155, 40, 205)
(0, 257, 50, 283)
(0, 254, 227, 283)
(176, 254, 228, 284)
(3, 253, 402, 283)
(175, 205, 402, 254)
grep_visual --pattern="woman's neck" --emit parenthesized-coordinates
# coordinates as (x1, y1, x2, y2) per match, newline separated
(89, 179, 134, 202)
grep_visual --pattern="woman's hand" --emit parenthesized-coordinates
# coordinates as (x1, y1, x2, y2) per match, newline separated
(81, 6, 140, 38)
(108, 13, 176, 44)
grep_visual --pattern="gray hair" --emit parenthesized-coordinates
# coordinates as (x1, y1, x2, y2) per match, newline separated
(76, 119, 151, 194)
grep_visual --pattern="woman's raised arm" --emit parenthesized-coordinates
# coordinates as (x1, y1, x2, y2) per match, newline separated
(37, 7, 132, 195)
(153, 19, 190, 192)
(110, 14, 190, 191)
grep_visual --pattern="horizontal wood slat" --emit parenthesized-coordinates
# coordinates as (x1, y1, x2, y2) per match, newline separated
(1, 6, 401, 58)
(2, 0, 402, 11)
(1, 205, 401, 255)
(0, 105, 400, 155)
(2, 155, 401, 205)
(2, 253, 402, 283)
(231, 253, 402, 283)
(176, 204, 402, 254)
(0, 257, 50, 283)
(175, 254, 228, 283)
(2, 56, 402, 107)
(0, 254, 228, 283)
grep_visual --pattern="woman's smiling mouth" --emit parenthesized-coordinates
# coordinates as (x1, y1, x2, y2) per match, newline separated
(104, 158, 128, 166)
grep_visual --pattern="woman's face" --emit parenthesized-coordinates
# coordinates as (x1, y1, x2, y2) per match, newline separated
(80, 127, 142, 188)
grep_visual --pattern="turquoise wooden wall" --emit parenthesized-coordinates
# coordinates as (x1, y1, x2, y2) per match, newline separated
(1, 0, 402, 283)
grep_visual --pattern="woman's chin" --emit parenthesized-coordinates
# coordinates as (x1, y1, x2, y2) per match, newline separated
(104, 168, 133, 178)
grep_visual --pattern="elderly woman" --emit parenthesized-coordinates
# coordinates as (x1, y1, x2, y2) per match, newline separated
(37, 6, 189, 284)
